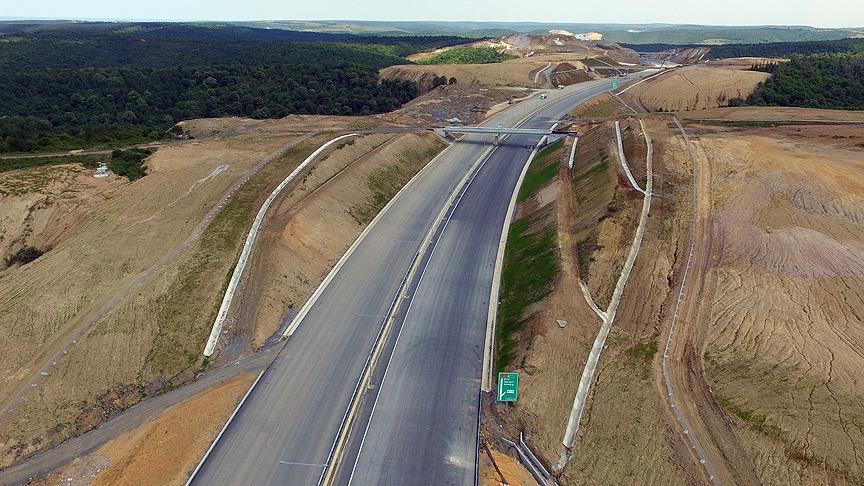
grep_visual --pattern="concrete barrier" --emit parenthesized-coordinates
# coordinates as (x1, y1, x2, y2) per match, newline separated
(202, 133, 358, 357)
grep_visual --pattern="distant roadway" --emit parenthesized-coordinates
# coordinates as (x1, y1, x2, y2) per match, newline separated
(187, 72, 656, 486)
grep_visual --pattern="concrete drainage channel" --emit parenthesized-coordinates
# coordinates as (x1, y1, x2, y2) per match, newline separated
(202, 133, 359, 356)
(499, 433, 557, 486)
(322, 94, 590, 484)
(557, 118, 654, 470)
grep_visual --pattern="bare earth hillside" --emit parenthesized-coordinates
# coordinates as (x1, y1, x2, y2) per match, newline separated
(0, 115, 448, 470)
(383, 34, 641, 93)
(488, 104, 864, 485)
(694, 122, 864, 483)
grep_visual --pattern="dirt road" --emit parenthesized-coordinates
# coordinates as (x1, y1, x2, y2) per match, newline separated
(661, 118, 760, 485)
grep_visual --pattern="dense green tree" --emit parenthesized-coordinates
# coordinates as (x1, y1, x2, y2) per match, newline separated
(747, 53, 864, 110)
(0, 24, 466, 153)
(623, 38, 864, 58)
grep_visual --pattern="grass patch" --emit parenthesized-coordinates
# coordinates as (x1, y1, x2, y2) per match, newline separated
(109, 148, 152, 180)
(516, 139, 563, 202)
(704, 350, 786, 440)
(712, 391, 784, 439)
(416, 46, 517, 65)
(145, 191, 253, 375)
(576, 99, 619, 119)
(626, 340, 658, 360)
(496, 139, 565, 371)
(575, 232, 599, 280)
(496, 212, 558, 371)
(0, 153, 106, 174)
(348, 141, 444, 224)
(573, 157, 608, 183)
(143, 142, 320, 378)
(625, 340, 658, 379)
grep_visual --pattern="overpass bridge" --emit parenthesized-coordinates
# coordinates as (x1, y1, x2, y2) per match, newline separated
(432, 125, 577, 144)
(589, 65, 645, 71)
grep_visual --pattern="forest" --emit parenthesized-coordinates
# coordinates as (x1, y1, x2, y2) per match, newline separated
(416, 46, 517, 64)
(622, 38, 864, 58)
(708, 38, 864, 59)
(0, 23, 466, 153)
(747, 53, 864, 110)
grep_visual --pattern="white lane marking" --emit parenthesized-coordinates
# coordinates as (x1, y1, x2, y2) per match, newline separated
(279, 461, 327, 467)
(314, 143, 497, 486)
(346, 123, 506, 486)
(325, 81, 615, 484)
(185, 369, 266, 485)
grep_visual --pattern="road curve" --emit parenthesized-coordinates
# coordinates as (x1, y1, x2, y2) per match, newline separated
(342, 79, 655, 484)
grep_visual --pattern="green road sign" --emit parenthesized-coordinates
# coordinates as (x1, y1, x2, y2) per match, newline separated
(612, 79, 619, 90)
(497, 372, 519, 402)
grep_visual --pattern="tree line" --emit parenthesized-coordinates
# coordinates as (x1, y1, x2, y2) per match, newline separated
(0, 24, 466, 153)
(416, 46, 517, 65)
(708, 38, 864, 59)
(621, 38, 864, 59)
(747, 53, 864, 110)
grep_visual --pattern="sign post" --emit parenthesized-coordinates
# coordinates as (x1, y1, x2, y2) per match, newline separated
(497, 372, 519, 402)
(612, 79, 619, 90)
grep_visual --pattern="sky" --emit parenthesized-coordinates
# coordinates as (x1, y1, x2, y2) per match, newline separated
(2, 0, 863, 28)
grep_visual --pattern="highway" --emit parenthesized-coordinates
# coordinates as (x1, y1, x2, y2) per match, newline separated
(189, 72, 654, 486)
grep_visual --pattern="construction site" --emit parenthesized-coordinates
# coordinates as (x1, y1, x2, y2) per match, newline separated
(1, 25, 863, 486)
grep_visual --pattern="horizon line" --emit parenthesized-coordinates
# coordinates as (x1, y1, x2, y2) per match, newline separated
(0, 17, 862, 30)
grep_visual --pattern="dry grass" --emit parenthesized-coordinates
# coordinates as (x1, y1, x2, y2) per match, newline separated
(0, 132, 338, 467)
(0, 124, 446, 474)
(0, 165, 123, 264)
(383, 55, 637, 93)
(584, 121, 643, 309)
(0, 115, 371, 467)
(678, 106, 864, 121)
(237, 132, 446, 346)
(380, 59, 563, 90)
(492, 119, 694, 485)
(558, 118, 694, 485)
(621, 66, 770, 112)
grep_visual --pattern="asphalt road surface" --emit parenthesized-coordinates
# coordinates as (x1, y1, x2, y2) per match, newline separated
(189, 73, 654, 486)
(342, 78, 645, 485)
